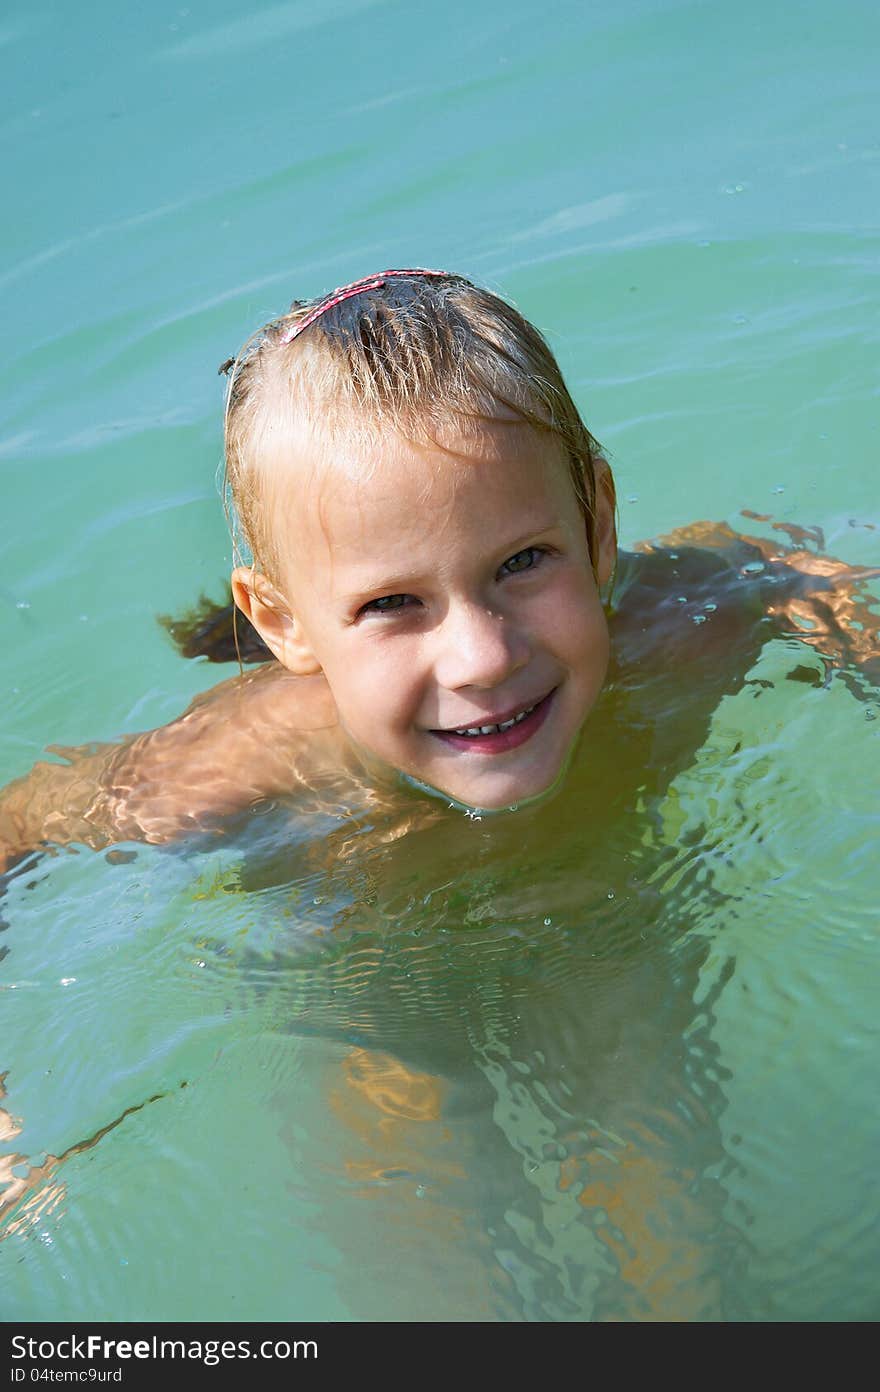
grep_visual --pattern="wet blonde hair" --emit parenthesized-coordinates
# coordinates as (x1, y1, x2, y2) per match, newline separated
(221, 270, 611, 584)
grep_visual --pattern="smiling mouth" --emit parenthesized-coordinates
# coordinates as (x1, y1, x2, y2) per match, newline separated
(430, 689, 557, 753)
(449, 702, 539, 737)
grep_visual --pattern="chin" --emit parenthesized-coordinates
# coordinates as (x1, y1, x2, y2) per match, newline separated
(439, 757, 574, 814)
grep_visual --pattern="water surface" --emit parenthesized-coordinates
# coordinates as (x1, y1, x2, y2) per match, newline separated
(1, 0, 878, 1321)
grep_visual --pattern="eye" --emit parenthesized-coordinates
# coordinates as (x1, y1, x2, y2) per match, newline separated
(359, 593, 418, 616)
(500, 546, 543, 577)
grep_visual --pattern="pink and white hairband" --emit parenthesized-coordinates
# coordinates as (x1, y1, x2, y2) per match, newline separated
(278, 267, 450, 345)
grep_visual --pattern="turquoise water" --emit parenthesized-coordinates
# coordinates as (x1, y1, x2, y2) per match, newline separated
(2, 0, 879, 1321)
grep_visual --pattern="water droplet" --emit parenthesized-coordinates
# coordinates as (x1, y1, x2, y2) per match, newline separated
(607, 891, 615, 900)
(704, 602, 717, 612)
(543, 917, 552, 926)
(866, 709, 877, 721)
(772, 485, 785, 494)
(59, 977, 76, 986)
(415, 1184, 426, 1199)
(626, 494, 639, 504)
(676, 595, 688, 603)
(16, 600, 30, 610)
(741, 561, 765, 575)
(692, 614, 707, 625)
(733, 313, 748, 324)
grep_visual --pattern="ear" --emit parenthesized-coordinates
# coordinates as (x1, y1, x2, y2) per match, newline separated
(231, 567, 323, 676)
(591, 458, 618, 586)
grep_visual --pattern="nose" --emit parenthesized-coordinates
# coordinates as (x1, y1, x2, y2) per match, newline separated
(432, 600, 530, 692)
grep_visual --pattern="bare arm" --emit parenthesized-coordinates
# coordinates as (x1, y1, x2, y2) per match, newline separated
(0, 664, 341, 874)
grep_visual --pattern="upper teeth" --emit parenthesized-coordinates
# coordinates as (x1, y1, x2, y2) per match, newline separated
(452, 703, 536, 737)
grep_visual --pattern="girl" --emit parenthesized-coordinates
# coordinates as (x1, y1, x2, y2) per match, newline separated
(3, 270, 878, 1319)
(0, 267, 877, 871)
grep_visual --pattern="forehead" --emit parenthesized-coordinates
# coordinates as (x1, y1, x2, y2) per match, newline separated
(270, 415, 578, 573)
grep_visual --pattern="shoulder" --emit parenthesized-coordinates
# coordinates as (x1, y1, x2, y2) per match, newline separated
(609, 516, 880, 695)
(608, 525, 771, 676)
(180, 661, 338, 732)
(98, 665, 345, 842)
(133, 663, 341, 774)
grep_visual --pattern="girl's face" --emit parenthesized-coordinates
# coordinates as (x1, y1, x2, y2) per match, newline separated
(267, 417, 615, 810)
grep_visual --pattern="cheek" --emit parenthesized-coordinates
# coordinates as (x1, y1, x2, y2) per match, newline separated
(322, 637, 424, 731)
(541, 572, 607, 660)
